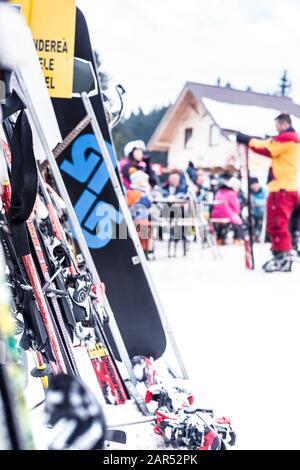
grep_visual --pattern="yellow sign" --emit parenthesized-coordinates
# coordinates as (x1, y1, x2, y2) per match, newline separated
(11, 0, 76, 98)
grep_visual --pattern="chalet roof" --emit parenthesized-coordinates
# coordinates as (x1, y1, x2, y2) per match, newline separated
(202, 98, 300, 137)
(148, 82, 300, 151)
(187, 82, 300, 117)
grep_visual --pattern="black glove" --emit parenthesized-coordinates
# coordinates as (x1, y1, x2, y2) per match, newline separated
(236, 132, 251, 145)
(142, 154, 151, 162)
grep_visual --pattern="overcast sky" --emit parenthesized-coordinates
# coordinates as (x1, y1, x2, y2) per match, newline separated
(76, 0, 300, 114)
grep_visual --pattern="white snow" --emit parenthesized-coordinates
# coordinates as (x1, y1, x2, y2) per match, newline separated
(149, 241, 300, 450)
(27, 241, 300, 450)
(202, 97, 300, 137)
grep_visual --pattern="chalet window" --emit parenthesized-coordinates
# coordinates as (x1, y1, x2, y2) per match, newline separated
(210, 124, 221, 146)
(184, 128, 193, 149)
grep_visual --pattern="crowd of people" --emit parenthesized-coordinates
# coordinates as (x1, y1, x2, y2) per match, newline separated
(118, 139, 268, 252)
(119, 113, 300, 272)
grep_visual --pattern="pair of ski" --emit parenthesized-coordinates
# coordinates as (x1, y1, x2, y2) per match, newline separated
(0, 118, 146, 415)
(0, 124, 150, 448)
(3, 0, 188, 429)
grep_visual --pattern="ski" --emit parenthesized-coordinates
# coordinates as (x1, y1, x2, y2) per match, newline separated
(1, 129, 129, 405)
(0, 113, 70, 376)
(240, 144, 255, 270)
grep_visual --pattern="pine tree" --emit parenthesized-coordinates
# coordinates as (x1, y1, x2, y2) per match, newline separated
(279, 70, 291, 97)
(112, 106, 169, 164)
(94, 50, 110, 91)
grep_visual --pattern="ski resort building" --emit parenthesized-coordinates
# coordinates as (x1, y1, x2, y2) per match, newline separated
(148, 82, 300, 177)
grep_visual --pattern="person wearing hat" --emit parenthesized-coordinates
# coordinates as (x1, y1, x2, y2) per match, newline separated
(211, 176, 243, 244)
(249, 177, 267, 241)
(120, 140, 158, 189)
(237, 113, 300, 271)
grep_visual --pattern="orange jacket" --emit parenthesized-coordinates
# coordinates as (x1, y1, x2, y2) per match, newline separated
(249, 129, 300, 192)
(127, 189, 142, 206)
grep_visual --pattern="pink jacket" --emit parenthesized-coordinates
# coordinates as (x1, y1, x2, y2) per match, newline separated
(211, 188, 242, 225)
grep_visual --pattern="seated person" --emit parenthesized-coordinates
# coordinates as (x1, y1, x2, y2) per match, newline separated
(126, 170, 153, 255)
(211, 177, 243, 244)
(162, 171, 187, 198)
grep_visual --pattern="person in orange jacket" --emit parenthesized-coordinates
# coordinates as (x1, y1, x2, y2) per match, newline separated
(237, 113, 300, 272)
(126, 170, 154, 258)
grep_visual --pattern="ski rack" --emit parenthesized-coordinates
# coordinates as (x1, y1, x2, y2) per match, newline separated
(81, 92, 188, 380)
(14, 69, 138, 388)
(183, 171, 221, 260)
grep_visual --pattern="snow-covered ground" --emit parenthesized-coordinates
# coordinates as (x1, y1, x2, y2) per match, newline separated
(27, 240, 300, 450)
(149, 241, 300, 450)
